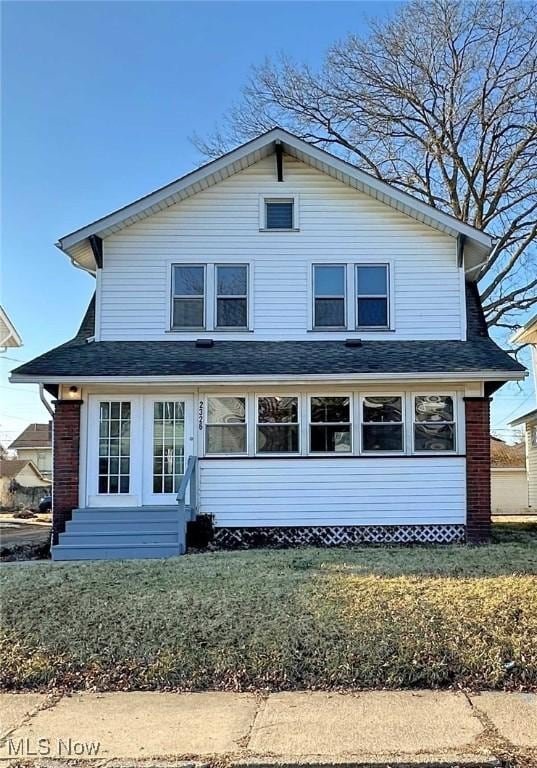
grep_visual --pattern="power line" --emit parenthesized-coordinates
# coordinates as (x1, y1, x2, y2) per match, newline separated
(500, 393, 536, 424)
(0, 356, 28, 363)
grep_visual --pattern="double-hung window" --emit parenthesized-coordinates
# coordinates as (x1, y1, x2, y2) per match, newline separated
(356, 264, 389, 328)
(216, 265, 248, 329)
(257, 396, 299, 453)
(362, 396, 404, 452)
(172, 263, 249, 331)
(313, 265, 346, 328)
(172, 265, 205, 329)
(413, 395, 456, 452)
(206, 397, 247, 454)
(310, 396, 352, 453)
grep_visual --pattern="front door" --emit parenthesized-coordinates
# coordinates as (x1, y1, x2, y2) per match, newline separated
(86, 395, 193, 507)
(142, 396, 193, 505)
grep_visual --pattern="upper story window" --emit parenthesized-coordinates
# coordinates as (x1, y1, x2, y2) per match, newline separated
(413, 395, 455, 452)
(171, 263, 249, 331)
(313, 265, 346, 328)
(216, 265, 248, 329)
(356, 264, 389, 329)
(265, 198, 294, 230)
(172, 265, 205, 329)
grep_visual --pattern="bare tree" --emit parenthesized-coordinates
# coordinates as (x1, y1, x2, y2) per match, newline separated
(195, 0, 537, 332)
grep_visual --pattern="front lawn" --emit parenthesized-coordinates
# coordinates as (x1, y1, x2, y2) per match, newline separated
(1, 519, 536, 692)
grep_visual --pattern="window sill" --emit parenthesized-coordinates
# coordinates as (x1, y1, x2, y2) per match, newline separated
(306, 328, 397, 333)
(200, 453, 466, 460)
(259, 228, 300, 233)
(166, 328, 254, 334)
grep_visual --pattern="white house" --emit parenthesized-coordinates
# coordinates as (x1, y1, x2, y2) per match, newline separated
(0, 459, 50, 508)
(0, 306, 22, 351)
(510, 315, 537, 509)
(9, 423, 53, 479)
(490, 437, 528, 515)
(10, 128, 526, 560)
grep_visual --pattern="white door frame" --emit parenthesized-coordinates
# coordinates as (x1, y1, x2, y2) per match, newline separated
(86, 394, 194, 507)
(142, 395, 194, 505)
(86, 394, 143, 507)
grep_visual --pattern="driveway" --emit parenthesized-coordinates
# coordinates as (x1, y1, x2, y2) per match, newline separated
(0, 521, 51, 549)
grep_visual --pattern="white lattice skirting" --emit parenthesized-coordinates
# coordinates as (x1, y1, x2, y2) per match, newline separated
(213, 524, 466, 548)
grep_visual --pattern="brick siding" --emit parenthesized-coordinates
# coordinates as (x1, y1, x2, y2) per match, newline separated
(465, 397, 492, 543)
(52, 399, 82, 545)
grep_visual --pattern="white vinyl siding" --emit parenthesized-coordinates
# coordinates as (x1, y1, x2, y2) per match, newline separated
(199, 457, 466, 526)
(526, 422, 537, 508)
(98, 155, 463, 341)
(491, 469, 529, 514)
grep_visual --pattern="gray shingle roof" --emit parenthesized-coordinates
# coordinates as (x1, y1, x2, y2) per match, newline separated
(11, 286, 525, 380)
(9, 423, 52, 450)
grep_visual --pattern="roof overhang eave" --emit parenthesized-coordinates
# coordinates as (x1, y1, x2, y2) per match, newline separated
(10, 369, 526, 386)
(510, 315, 537, 346)
(509, 407, 537, 427)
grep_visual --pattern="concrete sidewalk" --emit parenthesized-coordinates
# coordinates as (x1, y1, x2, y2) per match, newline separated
(1, 690, 536, 766)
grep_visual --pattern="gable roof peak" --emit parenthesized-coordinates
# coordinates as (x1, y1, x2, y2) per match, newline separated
(57, 127, 492, 277)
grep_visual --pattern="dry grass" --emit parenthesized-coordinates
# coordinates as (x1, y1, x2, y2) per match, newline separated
(1, 519, 536, 692)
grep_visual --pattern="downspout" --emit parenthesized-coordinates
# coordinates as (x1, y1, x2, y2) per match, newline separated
(39, 384, 55, 418)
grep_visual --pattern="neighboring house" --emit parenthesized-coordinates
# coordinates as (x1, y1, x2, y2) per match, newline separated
(490, 437, 528, 515)
(8, 423, 53, 479)
(0, 306, 22, 351)
(510, 315, 537, 509)
(0, 459, 50, 508)
(10, 128, 526, 560)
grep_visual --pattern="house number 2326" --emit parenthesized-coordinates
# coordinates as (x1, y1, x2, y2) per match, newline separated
(198, 401, 204, 431)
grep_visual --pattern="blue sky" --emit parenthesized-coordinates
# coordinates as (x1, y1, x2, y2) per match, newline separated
(1, 0, 534, 448)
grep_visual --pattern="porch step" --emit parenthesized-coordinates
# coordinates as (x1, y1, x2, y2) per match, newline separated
(71, 507, 189, 522)
(52, 543, 183, 561)
(52, 506, 191, 561)
(59, 532, 178, 546)
(66, 521, 178, 534)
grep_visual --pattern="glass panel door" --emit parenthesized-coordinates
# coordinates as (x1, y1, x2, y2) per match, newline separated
(87, 395, 142, 507)
(98, 401, 131, 494)
(152, 401, 185, 494)
(143, 396, 193, 504)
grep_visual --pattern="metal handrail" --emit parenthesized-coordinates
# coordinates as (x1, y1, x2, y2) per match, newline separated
(176, 455, 197, 520)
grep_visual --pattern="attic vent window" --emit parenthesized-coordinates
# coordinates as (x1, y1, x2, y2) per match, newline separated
(265, 199, 294, 230)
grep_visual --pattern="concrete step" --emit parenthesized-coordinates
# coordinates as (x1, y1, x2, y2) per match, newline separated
(66, 520, 178, 534)
(59, 532, 178, 546)
(52, 543, 183, 561)
(72, 507, 188, 523)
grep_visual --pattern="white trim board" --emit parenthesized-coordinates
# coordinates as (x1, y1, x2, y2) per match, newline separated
(11, 369, 525, 386)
